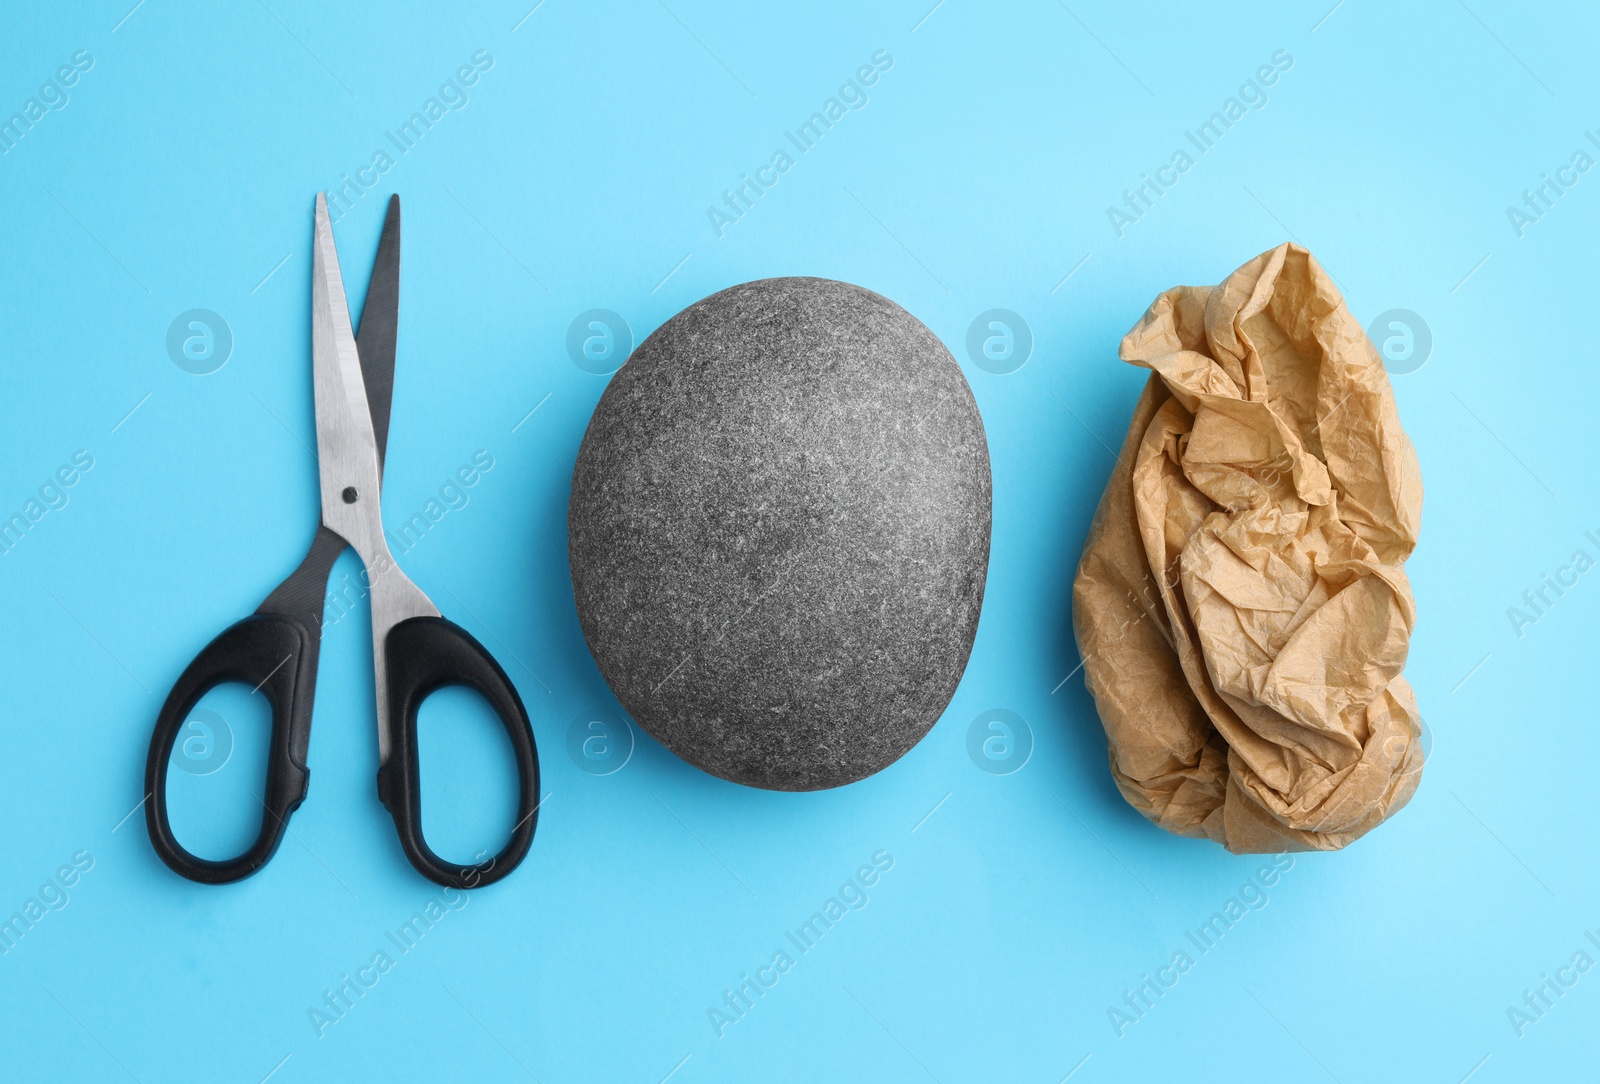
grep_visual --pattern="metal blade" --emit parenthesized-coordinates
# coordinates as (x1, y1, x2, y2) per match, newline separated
(311, 193, 439, 767)
(312, 192, 385, 560)
(355, 194, 400, 476)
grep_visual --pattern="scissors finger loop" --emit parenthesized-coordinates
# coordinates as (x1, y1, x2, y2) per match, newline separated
(376, 616, 540, 890)
(144, 614, 316, 884)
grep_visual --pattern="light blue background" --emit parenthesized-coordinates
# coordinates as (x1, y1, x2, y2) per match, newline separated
(1, 1, 1595, 1080)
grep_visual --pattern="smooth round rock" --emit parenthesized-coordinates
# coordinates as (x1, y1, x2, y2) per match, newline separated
(568, 277, 991, 791)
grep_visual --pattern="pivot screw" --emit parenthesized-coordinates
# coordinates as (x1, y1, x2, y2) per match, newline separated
(342, 487, 358, 504)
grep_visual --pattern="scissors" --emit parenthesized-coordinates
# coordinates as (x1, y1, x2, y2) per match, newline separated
(144, 193, 540, 890)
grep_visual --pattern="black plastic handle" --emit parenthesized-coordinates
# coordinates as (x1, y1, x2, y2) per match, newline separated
(376, 616, 540, 890)
(145, 613, 316, 884)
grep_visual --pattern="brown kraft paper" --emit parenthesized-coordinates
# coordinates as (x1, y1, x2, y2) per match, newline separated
(1072, 242, 1424, 853)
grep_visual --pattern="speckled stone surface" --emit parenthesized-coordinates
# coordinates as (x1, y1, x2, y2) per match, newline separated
(567, 277, 992, 791)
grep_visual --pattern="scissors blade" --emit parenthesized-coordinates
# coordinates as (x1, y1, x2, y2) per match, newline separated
(312, 192, 385, 559)
(355, 194, 400, 476)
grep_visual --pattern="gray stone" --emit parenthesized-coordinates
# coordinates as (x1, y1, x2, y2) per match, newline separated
(567, 277, 991, 790)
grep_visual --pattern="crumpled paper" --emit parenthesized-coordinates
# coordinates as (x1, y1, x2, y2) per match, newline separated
(1072, 243, 1424, 853)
